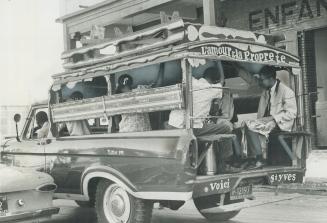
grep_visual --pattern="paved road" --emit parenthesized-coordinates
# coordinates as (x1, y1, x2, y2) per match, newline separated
(40, 192, 327, 223)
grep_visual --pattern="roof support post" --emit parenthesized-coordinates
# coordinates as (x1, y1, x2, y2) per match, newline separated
(203, 0, 216, 26)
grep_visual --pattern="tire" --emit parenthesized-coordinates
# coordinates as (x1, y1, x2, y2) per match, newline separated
(194, 194, 241, 222)
(197, 209, 240, 222)
(95, 180, 153, 223)
(75, 200, 95, 208)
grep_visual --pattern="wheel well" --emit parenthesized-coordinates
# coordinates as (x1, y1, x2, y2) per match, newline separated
(87, 177, 112, 202)
(83, 170, 137, 201)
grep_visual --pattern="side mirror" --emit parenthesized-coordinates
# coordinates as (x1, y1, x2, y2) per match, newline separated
(13, 114, 21, 142)
(14, 114, 21, 123)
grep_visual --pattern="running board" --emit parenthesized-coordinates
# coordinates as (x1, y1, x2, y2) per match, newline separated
(200, 193, 302, 213)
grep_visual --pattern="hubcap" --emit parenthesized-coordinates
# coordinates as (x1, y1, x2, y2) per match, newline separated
(103, 184, 131, 223)
(111, 194, 125, 217)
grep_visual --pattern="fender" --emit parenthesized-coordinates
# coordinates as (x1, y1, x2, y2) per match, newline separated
(81, 166, 193, 201)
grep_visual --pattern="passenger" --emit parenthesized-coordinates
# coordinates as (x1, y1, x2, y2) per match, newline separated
(168, 67, 239, 173)
(65, 92, 91, 136)
(115, 74, 152, 133)
(35, 111, 50, 139)
(244, 66, 297, 169)
(208, 82, 242, 168)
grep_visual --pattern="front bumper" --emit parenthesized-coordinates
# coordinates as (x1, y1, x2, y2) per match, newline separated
(0, 207, 60, 222)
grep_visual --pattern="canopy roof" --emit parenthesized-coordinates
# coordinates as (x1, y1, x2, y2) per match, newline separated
(53, 20, 300, 85)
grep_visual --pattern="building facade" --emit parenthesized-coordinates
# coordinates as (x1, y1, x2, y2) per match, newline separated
(57, 0, 327, 148)
(220, 0, 327, 148)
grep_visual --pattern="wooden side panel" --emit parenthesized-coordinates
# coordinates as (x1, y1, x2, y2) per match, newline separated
(51, 84, 184, 123)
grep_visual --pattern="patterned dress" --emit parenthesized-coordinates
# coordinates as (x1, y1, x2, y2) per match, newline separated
(119, 85, 152, 133)
(119, 113, 151, 133)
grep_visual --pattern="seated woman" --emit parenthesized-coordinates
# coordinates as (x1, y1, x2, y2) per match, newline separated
(114, 63, 165, 133)
(114, 74, 152, 133)
(60, 91, 91, 136)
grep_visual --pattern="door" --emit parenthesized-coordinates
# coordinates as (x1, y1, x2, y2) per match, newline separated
(314, 28, 327, 147)
(6, 106, 47, 171)
(43, 118, 108, 194)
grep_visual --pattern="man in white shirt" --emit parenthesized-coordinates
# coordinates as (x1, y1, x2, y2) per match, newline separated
(168, 67, 237, 173)
(245, 66, 297, 169)
(169, 67, 223, 128)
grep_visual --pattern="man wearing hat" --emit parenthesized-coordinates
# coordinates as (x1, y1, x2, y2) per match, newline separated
(244, 66, 297, 169)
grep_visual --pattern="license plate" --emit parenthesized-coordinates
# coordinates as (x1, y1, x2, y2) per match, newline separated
(0, 196, 8, 216)
(230, 185, 252, 200)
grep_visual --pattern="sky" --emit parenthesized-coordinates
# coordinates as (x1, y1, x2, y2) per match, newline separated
(0, 0, 64, 106)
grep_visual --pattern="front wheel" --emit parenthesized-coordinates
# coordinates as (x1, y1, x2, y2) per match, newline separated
(95, 180, 153, 223)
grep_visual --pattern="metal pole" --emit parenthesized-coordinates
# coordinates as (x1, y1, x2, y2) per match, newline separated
(203, 0, 216, 26)
(15, 123, 20, 142)
(182, 59, 193, 129)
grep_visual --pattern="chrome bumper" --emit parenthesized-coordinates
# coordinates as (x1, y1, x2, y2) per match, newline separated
(0, 207, 60, 222)
(200, 192, 302, 213)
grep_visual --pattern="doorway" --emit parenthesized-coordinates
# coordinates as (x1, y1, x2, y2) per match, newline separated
(314, 28, 327, 148)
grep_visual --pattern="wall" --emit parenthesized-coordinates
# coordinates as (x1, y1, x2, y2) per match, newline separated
(221, 0, 327, 32)
(219, 0, 327, 146)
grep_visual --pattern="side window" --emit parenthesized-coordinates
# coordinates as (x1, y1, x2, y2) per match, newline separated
(88, 118, 109, 134)
(60, 76, 108, 102)
(58, 117, 110, 137)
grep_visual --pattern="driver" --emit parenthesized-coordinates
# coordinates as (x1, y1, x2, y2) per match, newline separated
(35, 111, 50, 139)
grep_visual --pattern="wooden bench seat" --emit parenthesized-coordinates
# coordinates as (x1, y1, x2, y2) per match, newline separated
(197, 134, 236, 143)
(270, 131, 312, 166)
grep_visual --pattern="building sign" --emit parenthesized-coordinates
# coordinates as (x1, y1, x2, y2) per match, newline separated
(190, 42, 299, 67)
(249, 0, 327, 30)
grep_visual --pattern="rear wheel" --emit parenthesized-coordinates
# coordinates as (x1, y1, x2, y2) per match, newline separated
(193, 194, 242, 221)
(196, 209, 240, 221)
(95, 180, 153, 223)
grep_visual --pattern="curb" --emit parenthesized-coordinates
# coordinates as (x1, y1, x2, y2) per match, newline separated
(254, 183, 327, 196)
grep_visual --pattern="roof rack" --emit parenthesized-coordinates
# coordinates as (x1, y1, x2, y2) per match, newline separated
(61, 18, 283, 70)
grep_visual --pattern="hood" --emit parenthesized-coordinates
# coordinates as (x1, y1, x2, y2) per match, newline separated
(0, 165, 55, 193)
(1, 138, 15, 152)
